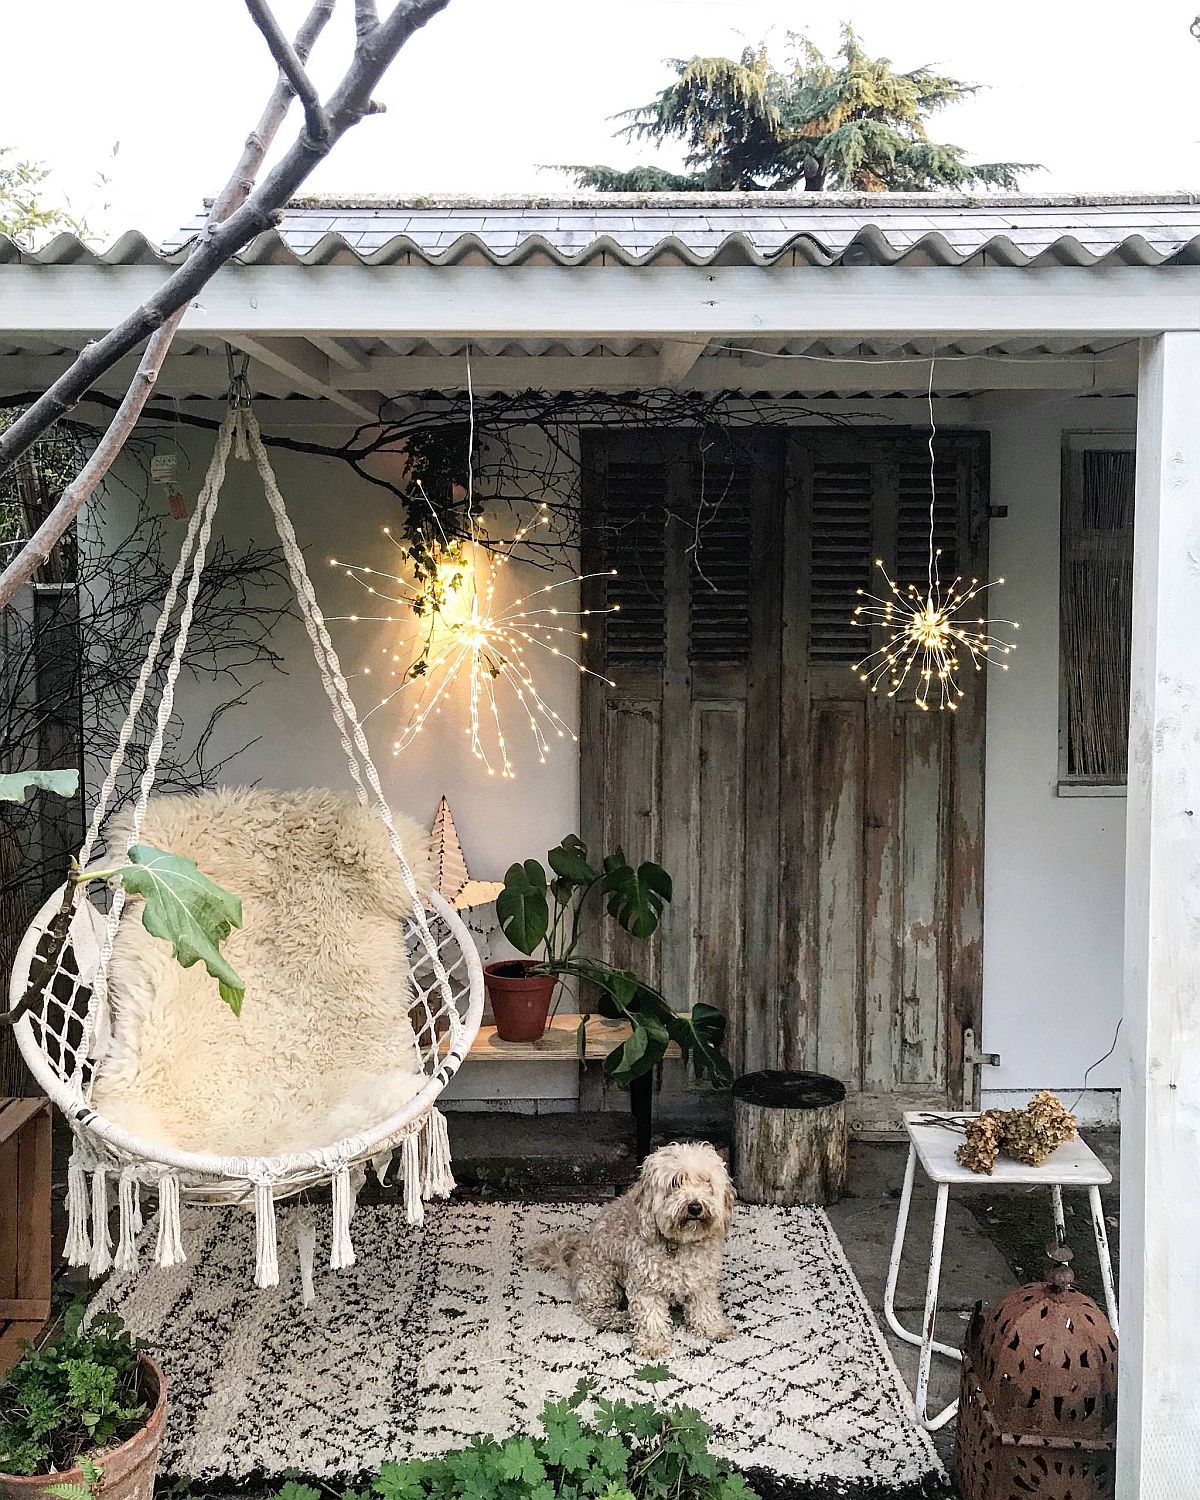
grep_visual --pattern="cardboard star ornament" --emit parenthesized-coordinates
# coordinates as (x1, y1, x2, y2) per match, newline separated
(430, 795, 503, 911)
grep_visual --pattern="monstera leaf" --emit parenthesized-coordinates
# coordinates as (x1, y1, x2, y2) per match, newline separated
(667, 1002, 733, 1087)
(0, 769, 79, 802)
(496, 859, 550, 955)
(117, 845, 245, 1015)
(547, 834, 598, 887)
(555, 959, 724, 1087)
(601, 853, 672, 940)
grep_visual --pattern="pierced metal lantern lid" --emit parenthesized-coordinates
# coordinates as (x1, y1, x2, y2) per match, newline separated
(965, 1252, 1118, 1443)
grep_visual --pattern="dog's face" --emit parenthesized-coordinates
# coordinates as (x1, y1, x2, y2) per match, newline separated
(635, 1141, 735, 1244)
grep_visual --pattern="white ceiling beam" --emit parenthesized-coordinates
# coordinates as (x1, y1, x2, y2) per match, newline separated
(224, 335, 378, 421)
(0, 353, 297, 401)
(657, 338, 708, 385)
(2, 266, 1198, 341)
(334, 351, 1137, 395)
(0, 350, 1138, 401)
(307, 335, 368, 371)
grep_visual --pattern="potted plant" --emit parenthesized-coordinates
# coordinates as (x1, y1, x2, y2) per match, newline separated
(0, 1306, 166, 1500)
(488, 835, 663, 1041)
(491, 836, 732, 1097)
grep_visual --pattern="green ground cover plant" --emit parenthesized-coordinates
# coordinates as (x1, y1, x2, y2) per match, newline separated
(276, 1371, 752, 1500)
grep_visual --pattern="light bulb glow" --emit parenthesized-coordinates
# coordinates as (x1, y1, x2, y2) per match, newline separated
(850, 550, 1018, 712)
(330, 516, 618, 778)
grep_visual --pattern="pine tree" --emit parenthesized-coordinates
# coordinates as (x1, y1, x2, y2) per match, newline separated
(564, 26, 1038, 194)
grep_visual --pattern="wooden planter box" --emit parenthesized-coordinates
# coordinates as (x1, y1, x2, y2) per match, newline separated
(0, 1099, 51, 1376)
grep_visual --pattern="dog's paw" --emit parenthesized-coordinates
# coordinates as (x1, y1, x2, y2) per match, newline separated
(632, 1337, 672, 1359)
(686, 1309, 735, 1341)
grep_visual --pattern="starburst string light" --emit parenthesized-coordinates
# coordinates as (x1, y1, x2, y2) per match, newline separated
(850, 357, 1019, 711)
(850, 552, 1018, 711)
(328, 346, 623, 778)
(329, 507, 620, 778)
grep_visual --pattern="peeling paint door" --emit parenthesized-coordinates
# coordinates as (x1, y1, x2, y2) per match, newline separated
(581, 428, 987, 1129)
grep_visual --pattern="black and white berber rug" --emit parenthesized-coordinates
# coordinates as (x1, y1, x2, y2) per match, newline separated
(88, 1201, 946, 1499)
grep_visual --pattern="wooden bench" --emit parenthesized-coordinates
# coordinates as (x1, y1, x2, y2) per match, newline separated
(0, 1098, 52, 1375)
(469, 1013, 683, 1063)
(468, 1014, 683, 1158)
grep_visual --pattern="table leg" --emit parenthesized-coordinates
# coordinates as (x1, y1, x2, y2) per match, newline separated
(1088, 1184, 1119, 1334)
(884, 1147, 961, 1362)
(914, 1183, 958, 1430)
(1051, 1184, 1066, 1246)
(884, 1145, 917, 1345)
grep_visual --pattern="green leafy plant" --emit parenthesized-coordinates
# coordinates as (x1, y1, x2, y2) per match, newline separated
(0, 770, 80, 803)
(0, 1305, 147, 1478)
(496, 837, 730, 1088)
(330, 1373, 753, 1500)
(77, 844, 245, 1014)
(1, 768, 245, 1020)
(497, 836, 669, 970)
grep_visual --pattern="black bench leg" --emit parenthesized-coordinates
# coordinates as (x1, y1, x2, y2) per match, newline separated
(630, 1071, 653, 1162)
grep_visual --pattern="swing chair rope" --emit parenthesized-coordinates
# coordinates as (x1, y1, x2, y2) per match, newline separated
(239, 412, 456, 1029)
(75, 415, 237, 1089)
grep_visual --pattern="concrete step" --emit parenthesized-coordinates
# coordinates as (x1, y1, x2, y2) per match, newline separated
(361, 1107, 735, 1201)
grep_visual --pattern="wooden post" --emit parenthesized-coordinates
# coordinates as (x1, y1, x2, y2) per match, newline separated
(1118, 331, 1200, 1497)
(732, 1071, 847, 1205)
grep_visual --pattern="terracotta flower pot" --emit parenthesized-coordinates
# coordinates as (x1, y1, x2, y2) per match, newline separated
(0, 1354, 166, 1500)
(484, 961, 558, 1042)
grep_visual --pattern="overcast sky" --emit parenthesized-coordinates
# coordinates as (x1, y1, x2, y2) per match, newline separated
(1, 1, 1197, 244)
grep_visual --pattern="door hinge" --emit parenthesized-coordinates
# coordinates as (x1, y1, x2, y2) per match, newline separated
(989, 505, 1009, 519)
(961, 1027, 1000, 1107)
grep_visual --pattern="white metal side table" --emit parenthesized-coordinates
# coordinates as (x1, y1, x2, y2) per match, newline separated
(883, 1109, 1118, 1431)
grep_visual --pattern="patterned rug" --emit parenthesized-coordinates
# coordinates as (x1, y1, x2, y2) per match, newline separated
(88, 1201, 945, 1498)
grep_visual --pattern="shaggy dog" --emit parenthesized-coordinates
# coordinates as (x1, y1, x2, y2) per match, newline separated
(532, 1141, 736, 1357)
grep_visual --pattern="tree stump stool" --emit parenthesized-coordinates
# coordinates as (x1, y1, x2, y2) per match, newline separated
(732, 1070, 847, 1206)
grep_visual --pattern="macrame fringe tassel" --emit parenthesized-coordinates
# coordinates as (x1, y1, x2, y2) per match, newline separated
(131, 1179, 143, 1234)
(421, 1108, 455, 1201)
(253, 1182, 279, 1289)
(114, 1174, 140, 1274)
(64, 1150, 92, 1267)
(89, 1169, 112, 1277)
(402, 1132, 424, 1226)
(154, 1174, 187, 1269)
(330, 1167, 356, 1270)
(296, 1212, 317, 1308)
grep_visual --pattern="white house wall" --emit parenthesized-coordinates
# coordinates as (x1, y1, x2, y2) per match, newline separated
(94, 396, 1130, 1119)
(982, 395, 1133, 1122)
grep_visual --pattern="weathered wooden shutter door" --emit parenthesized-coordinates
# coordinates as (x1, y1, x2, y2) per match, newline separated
(580, 431, 783, 1073)
(584, 427, 986, 1126)
(783, 430, 987, 1129)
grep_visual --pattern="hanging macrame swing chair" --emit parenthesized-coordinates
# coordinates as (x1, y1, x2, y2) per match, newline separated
(8, 404, 484, 1297)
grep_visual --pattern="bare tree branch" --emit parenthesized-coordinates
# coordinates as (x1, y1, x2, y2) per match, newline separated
(244, 0, 330, 148)
(355, 0, 381, 38)
(0, 0, 450, 612)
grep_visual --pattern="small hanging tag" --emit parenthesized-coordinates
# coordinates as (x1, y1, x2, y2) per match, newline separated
(151, 452, 178, 484)
(167, 485, 189, 521)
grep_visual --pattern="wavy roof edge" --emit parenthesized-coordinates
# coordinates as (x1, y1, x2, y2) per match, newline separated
(236, 191, 1200, 210)
(6, 224, 1200, 271)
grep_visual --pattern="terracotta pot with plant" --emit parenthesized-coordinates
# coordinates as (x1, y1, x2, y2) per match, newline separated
(489, 836, 732, 1089)
(0, 1305, 166, 1500)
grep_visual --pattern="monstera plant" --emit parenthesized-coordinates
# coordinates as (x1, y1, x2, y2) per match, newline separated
(492, 834, 731, 1088)
(1, 769, 246, 1024)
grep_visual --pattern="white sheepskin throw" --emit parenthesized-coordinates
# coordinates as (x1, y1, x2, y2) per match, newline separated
(90, 787, 434, 1160)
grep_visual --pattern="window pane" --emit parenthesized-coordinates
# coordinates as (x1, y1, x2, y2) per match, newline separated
(1061, 447, 1134, 781)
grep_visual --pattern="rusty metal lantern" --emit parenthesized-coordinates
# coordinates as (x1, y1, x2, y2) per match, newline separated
(954, 1247, 1118, 1500)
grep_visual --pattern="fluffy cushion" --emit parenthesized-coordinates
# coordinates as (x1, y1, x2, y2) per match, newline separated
(90, 787, 433, 1159)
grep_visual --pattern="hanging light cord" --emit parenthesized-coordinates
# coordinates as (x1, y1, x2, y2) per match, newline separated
(926, 355, 937, 597)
